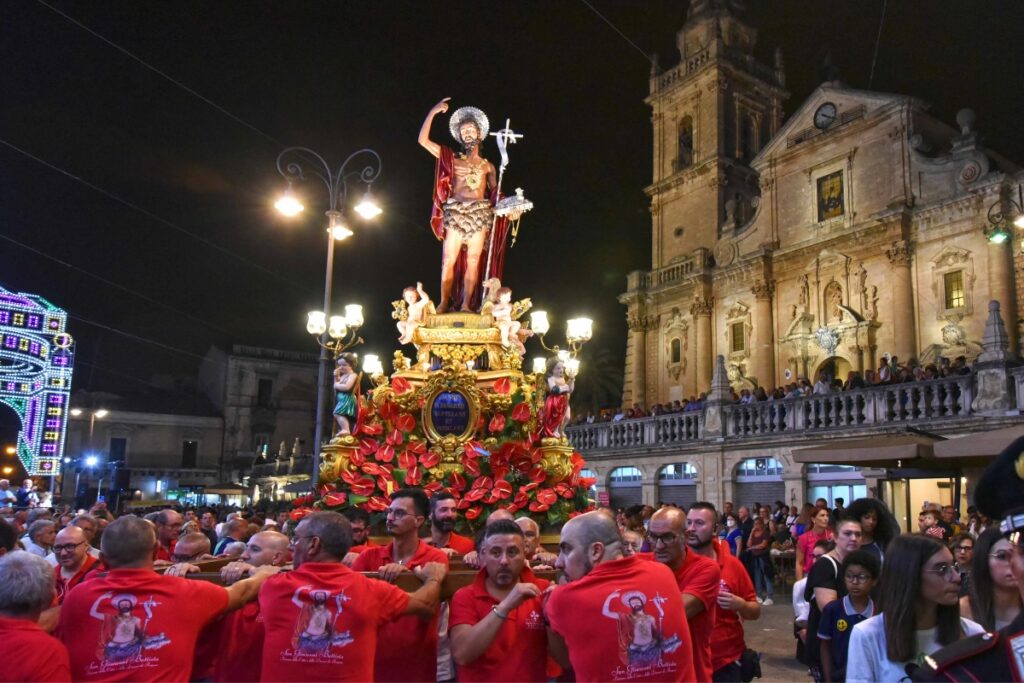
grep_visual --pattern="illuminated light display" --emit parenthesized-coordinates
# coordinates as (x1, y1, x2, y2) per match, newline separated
(0, 283, 75, 476)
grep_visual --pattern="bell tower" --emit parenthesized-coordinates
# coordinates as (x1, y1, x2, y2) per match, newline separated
(646, 0, 788, 268)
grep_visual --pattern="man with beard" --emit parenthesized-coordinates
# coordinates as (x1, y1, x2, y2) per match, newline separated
(648, 506, 721, 683)
(449, 519, 550, 681)
(419, 98, 513, 312)
(429, 491, 476, 556)
(353, 488, 449, 681)
(545, 511, 695, 682)
(344, 507, 378, 552)
(687, 502, 761, 682)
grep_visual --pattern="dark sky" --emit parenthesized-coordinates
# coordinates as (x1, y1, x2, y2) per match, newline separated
(2, 0, 1023, 419)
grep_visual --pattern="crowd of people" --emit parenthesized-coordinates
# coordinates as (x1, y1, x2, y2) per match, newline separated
(571, 354, 973, 425)
(0, 433, 1022, 682)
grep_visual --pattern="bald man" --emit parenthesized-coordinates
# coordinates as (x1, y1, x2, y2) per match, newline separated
(545, 511, 695, 682)
(169, 532, 213, 564)
(649, 506, 721, 683)
(53, 525, 101, 604)
(192, 530, 292, 682)
(516, 517, 558, 568)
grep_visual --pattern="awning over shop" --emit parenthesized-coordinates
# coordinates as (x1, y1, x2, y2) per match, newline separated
(932, 424, 1024, 468)
(792, 434, 941, 467)
(202, 483, 248, 496)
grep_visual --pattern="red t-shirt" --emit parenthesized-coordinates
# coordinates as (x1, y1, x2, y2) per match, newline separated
(258, 561, 410, 682)
(210, 603, 264, 682)
(58, 568, 228, 682)
(154, 540, 175, 563)
(798, 529, 833, 574)
(348, 538, 380, 554)
(352, 540, 449, 682)
(0, 616, 71, 682)
(670, 548, 720, 683)
(545, 555, 695, 682)
(433, 532, 476, 555)
(54, 554, 102, 605)
(449, 567, 550, 682)
(710, 540, 756, 672)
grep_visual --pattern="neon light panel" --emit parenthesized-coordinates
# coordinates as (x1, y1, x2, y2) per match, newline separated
(0, 283, 75, 476)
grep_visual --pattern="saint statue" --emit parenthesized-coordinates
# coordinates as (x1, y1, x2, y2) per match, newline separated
(419, 98, 511, 312)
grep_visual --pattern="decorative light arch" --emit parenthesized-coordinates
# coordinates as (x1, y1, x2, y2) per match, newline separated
(0, 284, 75, 476)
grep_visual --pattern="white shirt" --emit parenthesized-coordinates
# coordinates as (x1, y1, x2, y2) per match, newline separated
(792, 577, 810, 622)
(846, 613, 984, 683)
(21, 537, 54, 561)
(813, 380, 832, 395)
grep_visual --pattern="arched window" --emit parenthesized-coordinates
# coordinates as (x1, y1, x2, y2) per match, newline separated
(670, 338, 682, 364)
(739, 115, 756, 161)
(676, 115, 694, 171)
(736, 457, 783, 478)
(609, 466, 643, 483)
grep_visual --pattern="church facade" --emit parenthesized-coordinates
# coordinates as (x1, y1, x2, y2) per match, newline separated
(621, 0, 1021, 406)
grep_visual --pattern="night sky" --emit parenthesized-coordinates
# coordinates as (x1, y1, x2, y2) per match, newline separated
(3, 0, 1024, 445)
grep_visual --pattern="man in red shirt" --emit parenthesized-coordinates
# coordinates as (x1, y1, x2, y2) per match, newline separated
(686, 502, 761, 682)
(344, 507, 378, 553)
(53, 525, 101, 604)
(153, 509, 182, 563)
(0, 551, 72, 681)
(187, 530, 292, 682)
(546, 511, 695, 682)
(59, 515, 276, 682)
(353, 487, 450, 681)
(429, 490, 476, 555)
(450, 519, 550, 682)
(649, 505, 721, 683)
(260, 511, 446, 682)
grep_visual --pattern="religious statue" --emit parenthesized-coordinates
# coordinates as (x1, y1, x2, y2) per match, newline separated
(540, 357, 574, 439)
(419, 98, 517, 312)
(394, 282, 435, 345)
(332, 353, 360, 436)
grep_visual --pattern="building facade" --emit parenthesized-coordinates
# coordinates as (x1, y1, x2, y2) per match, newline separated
(572, 0, 1024, 525)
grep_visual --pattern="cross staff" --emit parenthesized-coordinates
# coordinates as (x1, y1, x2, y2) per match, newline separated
(485, 119, 524, 280)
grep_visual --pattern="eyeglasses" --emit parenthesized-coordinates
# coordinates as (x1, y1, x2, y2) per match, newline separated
(385, 509, 412, 519)
(53, 541, 86, 553)
(170, 552, 202, 562)
(922, 562, 961, 582)
(953, 545, 973, 553)
(289, 534, 317, 547)
(989, 550, 1015, 564)
(844, 573, 871, 584)
(646, 532, 679, 546)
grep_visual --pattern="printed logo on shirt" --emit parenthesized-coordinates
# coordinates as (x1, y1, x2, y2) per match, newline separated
(279, 585, 355, 664)
(86, 591, 171, 675)
(836, 618, 848, 632)
(603, 589, 682, 681)
(524, 609, 544, 631)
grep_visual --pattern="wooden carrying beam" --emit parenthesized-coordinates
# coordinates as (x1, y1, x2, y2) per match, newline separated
(185, 568, 558, 601)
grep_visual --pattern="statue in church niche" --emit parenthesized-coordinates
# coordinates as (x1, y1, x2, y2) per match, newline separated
(798, 274, 810, 311)
(824, 281, 843, 322)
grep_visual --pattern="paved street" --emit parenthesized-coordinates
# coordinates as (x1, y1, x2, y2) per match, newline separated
(741, 586, 809, 683)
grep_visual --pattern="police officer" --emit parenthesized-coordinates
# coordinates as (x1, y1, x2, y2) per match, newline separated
(914, 436, 1024, 681)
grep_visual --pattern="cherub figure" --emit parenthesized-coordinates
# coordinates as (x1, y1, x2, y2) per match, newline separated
(491, 287, 522, 348)
(333, 353, 359, 436)
(395, 282, 434, 345)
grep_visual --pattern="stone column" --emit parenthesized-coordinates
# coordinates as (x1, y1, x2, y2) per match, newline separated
(751, 280, 776, 389)
(988, 237, 1018, 355)
(691, 296, 714, 393)
(971, 300, 1017, 414)
(884, 240, 916, 361)
(626, 315, 648, 408)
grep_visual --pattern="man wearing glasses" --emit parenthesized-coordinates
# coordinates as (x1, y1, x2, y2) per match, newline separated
(154, 509, 183, 563)
(917, 437, 1024, 681)
(648, 506, 721, 683)
(52, 525, 101, 605)
(353, 488, 450, 681)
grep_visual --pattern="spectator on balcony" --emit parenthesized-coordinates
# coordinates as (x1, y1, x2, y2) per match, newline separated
(796, 508, 835, 582)
(813, 371, 832, 395)
(754, 386, 769, 402)
(843, 371, 866, 390)
(960, 528, 1022, 631)
(876, 357, 892, 384)
(632, 402, 647, 418)
(952, 355, 970, 375)
(671, 399, 683, 412)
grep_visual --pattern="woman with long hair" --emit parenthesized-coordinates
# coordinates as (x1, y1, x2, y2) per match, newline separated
(845, 498, 900, 564)
(960, 528, 1023, 630)
(796, 507, 834, 582)
(846, 535, 984, 682)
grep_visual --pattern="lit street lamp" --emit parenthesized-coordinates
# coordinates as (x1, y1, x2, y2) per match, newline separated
(986, 183, 1024, 244)
(69, 408, 107, 505)
(275, 146, 382, 484)
(530, 311, 593, 378)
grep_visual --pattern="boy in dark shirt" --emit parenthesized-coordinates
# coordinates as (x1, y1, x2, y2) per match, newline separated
(817, 550, 880, 682)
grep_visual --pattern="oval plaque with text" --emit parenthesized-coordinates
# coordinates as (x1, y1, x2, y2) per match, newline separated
(429, 390, 471, 437)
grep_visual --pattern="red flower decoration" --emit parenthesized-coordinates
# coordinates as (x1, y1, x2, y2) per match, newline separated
(462, 456, 481, 477)
(514, 492, 529, 508)
(322, 491, 347, 507)
(419, 451, 440, 470)
(449, 472, 467, 492)
(376, 444, 395, 463)
(511, 402, 531, 423)
(488, 414, 506, 433)
(457, 498, 471, 510)
(521, 482, 539, 493)
(358, 438, 379, 456)
(349, 476, 376, 497)
(465, 507, 482, 520)
(378, 401, 399, 421)
(395, 413, 416, 433)
(359, 421, 383, 436)
(386, 429, 404, 446)
(580, 476, 597, 489)
(493, 480, 513, 498)
(361, 462, 387, 477)
(464, 488, 487, 503)
(290, 506, 313, 521)
(366, 496, 390, 511)
(398, 450, 417, 470)
(319, 483, 337, 495)
(423, 481, 443, 494)
(349, 451, 366, 467)
(528, 465, 547, 483)
(406, 440, 427, 455)
(471, 476, 494, 491)
(492, 377, 511, 394)
(529, 501, 550, 513)
(537, 488, 558, 506)
(391, 377, 412, 394)
(405, 464, 422, 486)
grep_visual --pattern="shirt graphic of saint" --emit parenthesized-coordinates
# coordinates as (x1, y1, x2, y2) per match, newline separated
(603, 590, 679, 669)
(291, 587, 354, 655)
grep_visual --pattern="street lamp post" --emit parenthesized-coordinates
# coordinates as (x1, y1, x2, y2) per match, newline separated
(70, 408, 107, 505)
(275, 147, 382, 485)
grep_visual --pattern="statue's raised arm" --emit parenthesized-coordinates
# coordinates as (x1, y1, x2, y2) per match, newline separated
(418, 97, 450, 159)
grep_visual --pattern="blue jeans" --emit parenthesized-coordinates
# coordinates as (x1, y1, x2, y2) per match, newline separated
(752, 555, 773, 598)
